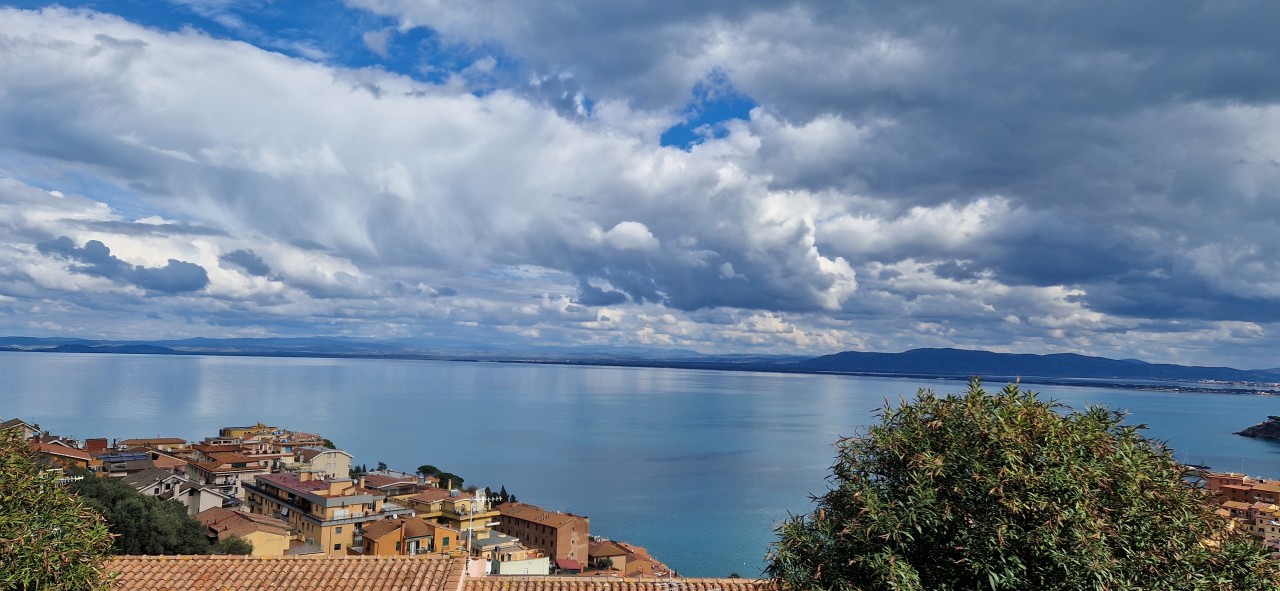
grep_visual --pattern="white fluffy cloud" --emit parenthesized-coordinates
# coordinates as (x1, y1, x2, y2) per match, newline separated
(2, 4, 1280, 367)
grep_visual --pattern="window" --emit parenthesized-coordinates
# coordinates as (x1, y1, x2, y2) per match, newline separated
(396, 541, 402, 551)
(334, 543, 342, 551)
(336, 527, 343, 534)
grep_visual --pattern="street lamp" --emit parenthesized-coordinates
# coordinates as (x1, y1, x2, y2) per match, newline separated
(464, 489, 499, 576)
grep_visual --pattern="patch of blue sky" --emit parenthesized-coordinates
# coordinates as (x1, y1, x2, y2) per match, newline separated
(659, 70, 757, 150)
(0, 152, 164, 221)
(7, 1, 520, 86)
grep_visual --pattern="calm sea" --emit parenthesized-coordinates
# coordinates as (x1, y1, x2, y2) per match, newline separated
(5, 352, 1280, 576)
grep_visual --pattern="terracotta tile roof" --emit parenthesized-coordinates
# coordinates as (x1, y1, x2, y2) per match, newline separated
(205, 450, 256, 464)
(499, 502, 588, 529)
(119, 437, 188, 446)
(365, 473, 420, 489)
(108, 554, 466, 591)
(189, 460, 268, 474)
(195, 507, 291, 539)
(147, 450, 188, 470)
(588, 540, 628, 558)
(32, 442, 92, 461)
(362, 516, 437, 541)
(463, 577, 773, 591)
(259, 472, 340, 493)
(409, 488, 458, 504)
(193, 444, 244, 453)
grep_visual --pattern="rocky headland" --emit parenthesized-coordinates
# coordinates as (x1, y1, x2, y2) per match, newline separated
(1236, 416, 1280, 441)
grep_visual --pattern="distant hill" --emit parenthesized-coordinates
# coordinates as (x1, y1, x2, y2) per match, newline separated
(797, 348, 1280, 383)
(46, 343, 179, 355)
(2, 336, 1277, 388)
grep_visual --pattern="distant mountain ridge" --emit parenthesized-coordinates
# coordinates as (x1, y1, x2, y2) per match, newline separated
(2, 336, 1278, 387)
(798, 348, 1280, 383)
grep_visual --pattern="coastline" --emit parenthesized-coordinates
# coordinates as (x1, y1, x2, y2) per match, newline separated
(2, 346, 1277, 397)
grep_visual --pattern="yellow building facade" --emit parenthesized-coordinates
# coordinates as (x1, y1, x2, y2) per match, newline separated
(244, 472, 414, 554)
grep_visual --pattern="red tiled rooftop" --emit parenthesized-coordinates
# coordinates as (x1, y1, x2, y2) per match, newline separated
(589, 540, 628, 558)
(192, 444, 243, 453)
(108, 555, 465, 591)
(364, 473, 419, 488)
(205, 451, 256, 464)
(462, 577, 773, 591)
(190, 460, 267, 474)
(362, 516, 437, 541)
(118, 437, 187, 446)
(499, 502, 587, 528)
(259, 472, 353, 494)
(195, 507, 291, 539)
(409, 488, 459, 504)
(32, 442, 91, 461)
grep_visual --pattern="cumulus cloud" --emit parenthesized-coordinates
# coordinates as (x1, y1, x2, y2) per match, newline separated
(36, 236, 209, 293)
(2, 3, 1280, 367)
(219, 249, 272, 277)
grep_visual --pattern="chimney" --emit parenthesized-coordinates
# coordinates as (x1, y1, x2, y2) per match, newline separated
(358, 476, 366, 489)
(300, 471, 314, 482)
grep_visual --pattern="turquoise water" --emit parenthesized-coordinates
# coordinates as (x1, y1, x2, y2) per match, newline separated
(4, 352, 1280, 576)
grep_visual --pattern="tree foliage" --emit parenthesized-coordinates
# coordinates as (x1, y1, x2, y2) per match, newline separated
(767, 378, 1280, 591)
(493, 484, 517, 505)
(0, 428, 113, 590)
(417, 464, 464, 489)
(211, 536, 254, 555)
(69, 475, 211, 555)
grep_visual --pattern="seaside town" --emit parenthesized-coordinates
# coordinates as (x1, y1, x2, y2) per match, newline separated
(10, 412, 1280, 590)
(3, 416, 760, 590)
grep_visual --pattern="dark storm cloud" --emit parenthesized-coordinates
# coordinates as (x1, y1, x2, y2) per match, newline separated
(219, 249, 272, 277)
(37, 236, 130, 278)
(133, 259, 210, 293)
(36, 236, 209, 293)
(575, 278, 627, 306)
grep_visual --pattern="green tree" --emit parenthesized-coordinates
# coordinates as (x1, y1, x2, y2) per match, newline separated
(767, 378, 1280, 591)
(70, 475, 211, 555)
(416, 464, 464, 489)
(437, 471, 464, 489)
(0, 428, 113, 590)
(211, 536, 254, 555)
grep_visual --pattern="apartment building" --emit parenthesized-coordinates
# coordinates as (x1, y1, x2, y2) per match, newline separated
(494, 502, 589, 568)
(244, 472, 414, 554)
(359, 516, 459, 556)
(405, 488, 501, 537)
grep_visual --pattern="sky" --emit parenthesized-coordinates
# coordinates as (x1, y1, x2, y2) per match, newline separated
(1, 1, 1279, 367)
